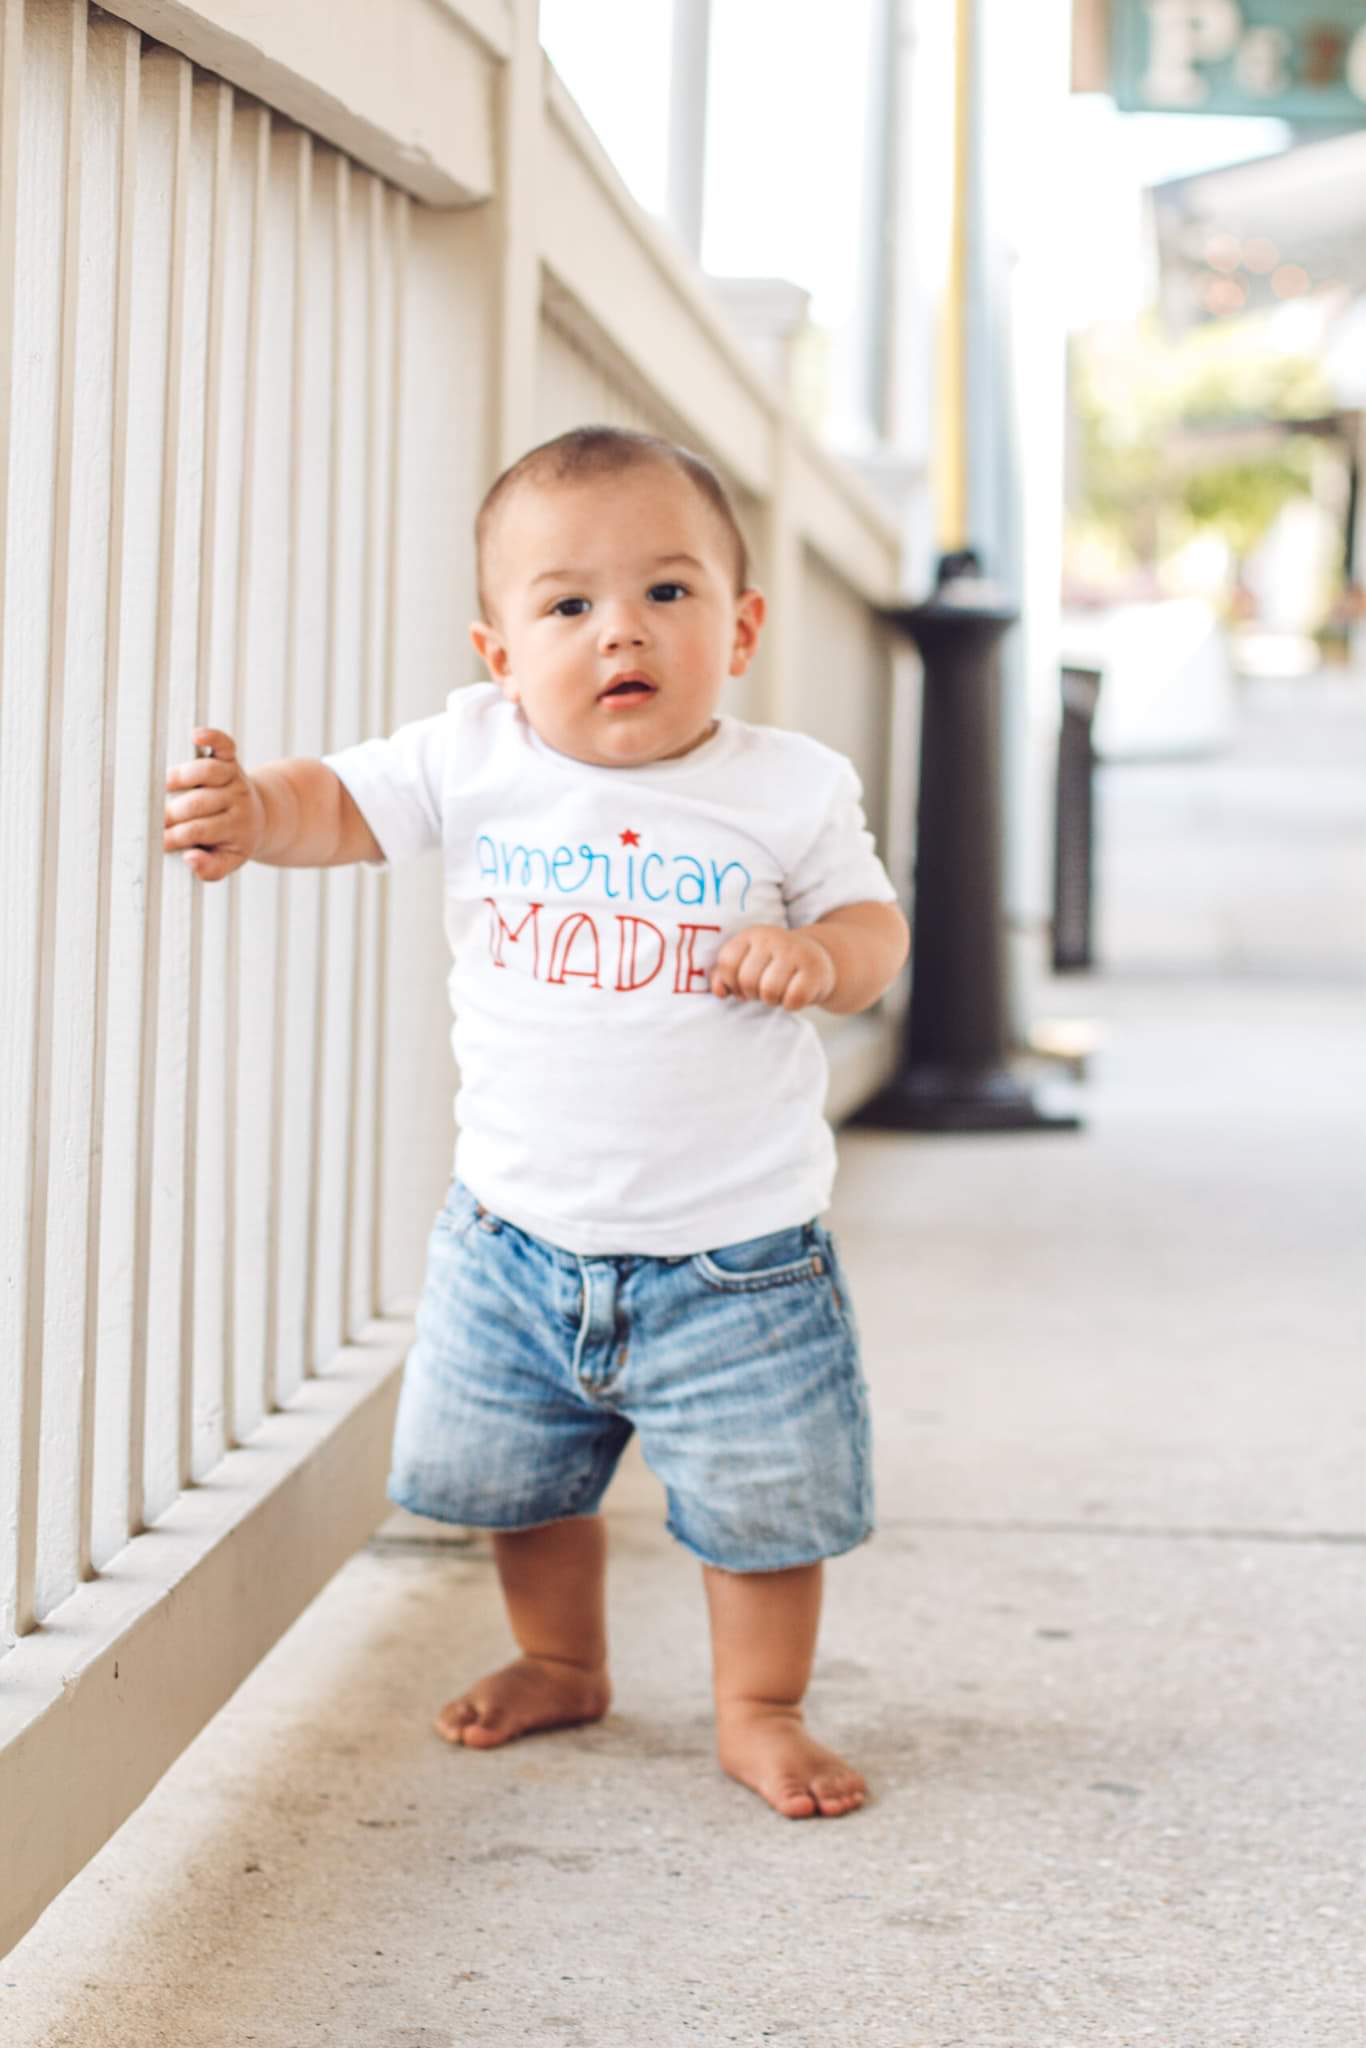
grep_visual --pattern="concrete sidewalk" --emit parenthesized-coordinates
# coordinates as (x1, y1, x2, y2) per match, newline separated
(6, 676, 1365, 2047)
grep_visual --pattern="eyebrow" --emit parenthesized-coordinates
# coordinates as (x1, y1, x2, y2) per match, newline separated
(528, 553, 706, 591)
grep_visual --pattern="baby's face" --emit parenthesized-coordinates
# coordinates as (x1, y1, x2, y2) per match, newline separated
(471, 465, 764, 768)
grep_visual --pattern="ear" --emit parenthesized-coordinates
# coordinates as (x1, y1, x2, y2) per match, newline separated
(470, 620, 516, 698)
(728, 587, 766, 676)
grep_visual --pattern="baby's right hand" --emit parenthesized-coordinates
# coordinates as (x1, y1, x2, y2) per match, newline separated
(163, 727, 267, 882)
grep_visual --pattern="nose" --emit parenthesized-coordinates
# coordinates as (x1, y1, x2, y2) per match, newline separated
(596, 599, 648, 652)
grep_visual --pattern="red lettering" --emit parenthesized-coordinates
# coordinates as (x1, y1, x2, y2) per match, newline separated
(485, 898, 542, 974)
(547, 909, 603, 988)
(614, 913, 666, 993)
(673, 921, 721, 995)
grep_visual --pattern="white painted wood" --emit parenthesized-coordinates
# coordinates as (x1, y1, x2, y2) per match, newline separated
(0, 0, 25, 1652)
(81, 21, 142, 1570)
(789, 434, 899, 609)
(369, 188, 408, 1311)
(0, 1316, 409, 1960)
(537, 308, 678, 445)
(141, 50, 201, 1529)
(430, 0, 512, 63)
(377, 203, 482, 1312)
(90, 20, 158, 1573)
(795, 542, 897, 846)
(272, 136, 333, 1402)
(115, 43, 179, 1541)
(188, 80, 239, 1481)
(232, 106, 294, 1434)
(96, 0, 496, 206)
(220, 102, 270, 1447)
(347, 177, 392, 1340)
(492, 0, 541, 468)
(3, 0, 68, 1636)
(311, 151, 365, 1372)
(38, 0, 121, 1621)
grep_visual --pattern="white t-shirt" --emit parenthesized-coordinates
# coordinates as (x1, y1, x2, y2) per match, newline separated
(325, 684, 898, 1255)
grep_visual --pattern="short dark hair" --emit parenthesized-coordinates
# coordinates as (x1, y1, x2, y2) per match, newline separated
(475, 425, 750, 618)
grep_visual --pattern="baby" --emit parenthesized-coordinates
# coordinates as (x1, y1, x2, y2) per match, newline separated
(164, 427, 909, 1819)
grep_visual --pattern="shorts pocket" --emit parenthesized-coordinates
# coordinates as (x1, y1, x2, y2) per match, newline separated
(432, 1181, 479, 1241)
(691, 1222, 823, 1293)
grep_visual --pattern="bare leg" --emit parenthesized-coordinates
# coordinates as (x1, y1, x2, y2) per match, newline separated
(704, 1560, 867, 1818)
(434, 1515, 611, 1748)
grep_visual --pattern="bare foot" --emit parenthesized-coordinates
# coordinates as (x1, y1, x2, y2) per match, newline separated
(716, 1703, 867, 1818)
(434, 1654, 611, 1750)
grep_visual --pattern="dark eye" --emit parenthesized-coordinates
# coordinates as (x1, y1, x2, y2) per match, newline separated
(550, 597, 590, 617)
(648, 582, 688, 603)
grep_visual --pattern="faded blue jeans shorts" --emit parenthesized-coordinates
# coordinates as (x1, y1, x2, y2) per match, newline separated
(387, 1181, 875, 1574)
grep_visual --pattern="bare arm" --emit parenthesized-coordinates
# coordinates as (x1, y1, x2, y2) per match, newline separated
(710, 899, 910, 1014)
(163, 726, 381, 880)
(801, 900, 910, 1014)
(250, 757, 383, 867)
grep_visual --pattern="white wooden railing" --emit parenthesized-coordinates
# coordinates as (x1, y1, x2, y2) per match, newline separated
(0, 0, 910, 1955)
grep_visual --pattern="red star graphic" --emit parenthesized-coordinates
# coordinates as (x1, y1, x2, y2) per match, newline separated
(619, 828, 641, 847)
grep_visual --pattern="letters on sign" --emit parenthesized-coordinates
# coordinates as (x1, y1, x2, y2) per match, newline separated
(1138, 0, 1366, 109)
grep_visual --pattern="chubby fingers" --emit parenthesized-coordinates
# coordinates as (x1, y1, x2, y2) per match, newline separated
(710, 927, 836, 1011)
(191, 726, 237, 763)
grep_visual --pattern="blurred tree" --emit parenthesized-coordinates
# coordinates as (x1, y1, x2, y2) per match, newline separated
(1068, 312, 1329, 587)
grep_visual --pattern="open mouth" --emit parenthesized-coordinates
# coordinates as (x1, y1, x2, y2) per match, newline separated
(599, 675, 658, 705)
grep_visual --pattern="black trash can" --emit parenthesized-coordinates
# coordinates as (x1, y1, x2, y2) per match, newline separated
(1052, 663, 1102, 973)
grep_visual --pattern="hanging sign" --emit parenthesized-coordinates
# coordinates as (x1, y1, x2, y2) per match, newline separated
(1112, 1, 1366, 120)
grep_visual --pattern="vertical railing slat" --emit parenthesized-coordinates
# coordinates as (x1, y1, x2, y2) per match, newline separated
(222, 103, 271, 1447)
(343, 171, 387, 1345)
(0, 0, 24, 1649)
(191, 81, 254, 1474)
(181, 79, 232, 1482)
(3, 0, 70, 1634)
(323, 157, 369, 1353)
(371, 187, 409, 1312)
(90, 18, 163, 1572)
(185, 77, 234, 1481)
(122, 47, 185, 1537)
(231, 109, 295, 1437)
(138, 50, 199, 1530)
(81, 20, 141, 1577)
(273, 137, 333, 1403)
(37, 1, 136, 1619)
(29, 0, 88, 1621)
(264, 125, 312, 1410)
(304, 151, 351, 1374)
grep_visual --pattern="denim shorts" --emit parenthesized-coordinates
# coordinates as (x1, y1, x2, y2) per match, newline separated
(387, 1181, 875, 1573)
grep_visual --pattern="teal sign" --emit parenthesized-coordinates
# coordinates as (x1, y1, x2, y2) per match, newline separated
(1112, 1, 1366, 120)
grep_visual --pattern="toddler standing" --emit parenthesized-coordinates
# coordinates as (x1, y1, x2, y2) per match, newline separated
(164, 427, 909, 1818)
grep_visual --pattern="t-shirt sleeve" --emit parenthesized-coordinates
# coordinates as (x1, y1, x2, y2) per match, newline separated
(782, 757, 899, 926)
(322, 711, 450, 866)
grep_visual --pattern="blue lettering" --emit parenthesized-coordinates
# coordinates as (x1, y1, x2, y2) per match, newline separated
(710, 858, 752, 911)
(475, 834, 499, 885)
(673, 854, 707, 907)
(500, 841, 551, 892)
(552, 844, 587, 893)
(578, 844, 619, 899)
(640, 852, 668, 903)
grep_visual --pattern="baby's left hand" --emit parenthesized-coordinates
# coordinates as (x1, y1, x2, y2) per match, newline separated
(711, 925, 836, 1011)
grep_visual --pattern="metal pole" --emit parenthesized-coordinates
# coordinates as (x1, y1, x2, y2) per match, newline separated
(855, 555, 1080, 1132)
(667, 0, 711, 262)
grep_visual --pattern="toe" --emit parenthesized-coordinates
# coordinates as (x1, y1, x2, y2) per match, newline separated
(772, 1778, 818, 1819)
(434, 1699, 478, 1745)
(458, 1713, 510, 1749)
(812, 1774, 866, 1816)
